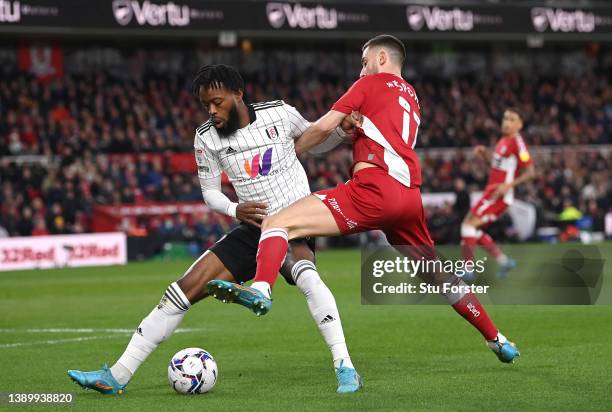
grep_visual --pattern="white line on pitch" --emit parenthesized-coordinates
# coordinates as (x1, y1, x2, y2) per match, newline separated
(0, 335, 121, 348)
(0, 328, 207, 348)
(0, 327, 206, 334)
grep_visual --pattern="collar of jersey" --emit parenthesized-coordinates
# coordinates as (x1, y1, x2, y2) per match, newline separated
(246, 104, 257, 125)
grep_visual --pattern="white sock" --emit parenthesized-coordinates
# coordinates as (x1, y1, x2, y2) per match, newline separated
(497, 254, 509, 266)
(110, 282, 191, 385)
(251, 281, 272, 299)
(494, 331, 507, 343)
(292, 260, 354, 370)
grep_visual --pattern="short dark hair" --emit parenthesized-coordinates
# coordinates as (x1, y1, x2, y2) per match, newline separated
(362, 34, 406, 67)
(191, 64, 245, 97)
(505, 107, 525, 122)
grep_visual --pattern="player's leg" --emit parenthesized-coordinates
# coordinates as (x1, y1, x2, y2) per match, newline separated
(386, 188, 519, 363)
(67, 249, 234, 394)
(250, 194, 342, 298)
(208, 195, 340, 315)
(208, 173, 383, 315)
(281, 240, 362, 393)
(462, 206, 515, 279)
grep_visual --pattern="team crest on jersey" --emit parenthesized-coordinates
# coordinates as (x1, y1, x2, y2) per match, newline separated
(265, 126, 280, 140)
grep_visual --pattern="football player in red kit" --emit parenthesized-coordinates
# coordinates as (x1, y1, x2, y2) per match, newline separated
(461, 109, 536, 279)
(209, 35, 521, 390)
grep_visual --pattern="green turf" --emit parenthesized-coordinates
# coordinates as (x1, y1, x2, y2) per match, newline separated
(1, 244, 611, 411)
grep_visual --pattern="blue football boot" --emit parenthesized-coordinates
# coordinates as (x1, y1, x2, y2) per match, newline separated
(67, 364, 126, 395)
(488, 338, 520, 363)
(496, 257, 517, 279)
(335, 361, 363, 393)
(207, 280, 272, 316)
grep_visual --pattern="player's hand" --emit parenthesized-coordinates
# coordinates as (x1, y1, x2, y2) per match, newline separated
(340, 111, 363, 136)
(236, 202, 268, 227)
(473, 145, 487, 157)
(492, 183, 512, 199)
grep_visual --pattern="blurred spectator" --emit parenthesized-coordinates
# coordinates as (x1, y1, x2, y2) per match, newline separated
(1, 45, 611, 244)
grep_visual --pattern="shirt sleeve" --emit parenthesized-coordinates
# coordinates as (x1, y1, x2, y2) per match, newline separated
(194, 136, 222, 180)
(331, 76, 370, 114)
(308, 127, 346, 154)
(284, 103, 312, 140)
(199, 175, 237, 218)
(194, 134, 237, 217)
(515, 136, 533, 168)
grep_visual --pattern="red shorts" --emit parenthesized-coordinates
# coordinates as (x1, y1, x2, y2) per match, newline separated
(314, 168, 433, 248)
(470, 186, 509, 224)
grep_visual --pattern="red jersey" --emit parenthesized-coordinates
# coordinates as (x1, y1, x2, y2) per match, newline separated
(487, 134, 532, 186)
(486, 134, 533, 202)
(332, 73, 422, 188)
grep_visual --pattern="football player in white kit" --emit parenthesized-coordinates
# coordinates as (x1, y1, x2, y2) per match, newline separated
(67, 64, 362, 394)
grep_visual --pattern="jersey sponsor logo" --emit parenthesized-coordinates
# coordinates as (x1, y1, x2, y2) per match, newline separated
(198, 166, 209, 173)
(226, 147, 236, 154)
(265, 126, 279, 140)
(243, 148, 273, 178)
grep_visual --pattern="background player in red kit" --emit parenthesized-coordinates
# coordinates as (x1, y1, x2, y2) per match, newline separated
(461, 109, 536, 279)
(209, 35, 521, 388)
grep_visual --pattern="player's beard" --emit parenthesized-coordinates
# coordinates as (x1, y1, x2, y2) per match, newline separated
(216, 103, 241, 138)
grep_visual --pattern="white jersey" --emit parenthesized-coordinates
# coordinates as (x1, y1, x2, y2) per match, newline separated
(194, 100, 312, 215)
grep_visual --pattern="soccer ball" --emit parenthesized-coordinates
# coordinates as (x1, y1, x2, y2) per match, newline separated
(168, 347, 218, 394)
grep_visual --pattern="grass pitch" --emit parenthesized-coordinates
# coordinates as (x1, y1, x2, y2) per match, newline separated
(1, 243, 611, 411)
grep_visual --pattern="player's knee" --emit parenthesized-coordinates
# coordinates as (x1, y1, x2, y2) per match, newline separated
(261, 216, 277, 231)
(461, 222, 478, 238)
(261, 214, 291, 232)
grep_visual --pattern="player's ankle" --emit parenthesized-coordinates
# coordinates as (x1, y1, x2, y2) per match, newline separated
(251, 281, 272, 299)
(334, 357, 354, 369)
(110, 363, 132, 385)
(488, 331, 507, 344)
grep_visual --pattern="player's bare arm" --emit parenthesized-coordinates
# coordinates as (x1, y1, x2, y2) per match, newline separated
(294, 110, 351, 154)
(492, 164, 536, 199)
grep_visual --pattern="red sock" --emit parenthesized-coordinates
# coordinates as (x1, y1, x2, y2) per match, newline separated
(452, 292, 498, 340)
(477, 232, 502, 258)
(461, 236, 477, 262)
(253, 228, 288, 288)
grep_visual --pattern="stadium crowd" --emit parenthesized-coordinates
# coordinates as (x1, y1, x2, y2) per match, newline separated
(1, 46, 610, 244)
